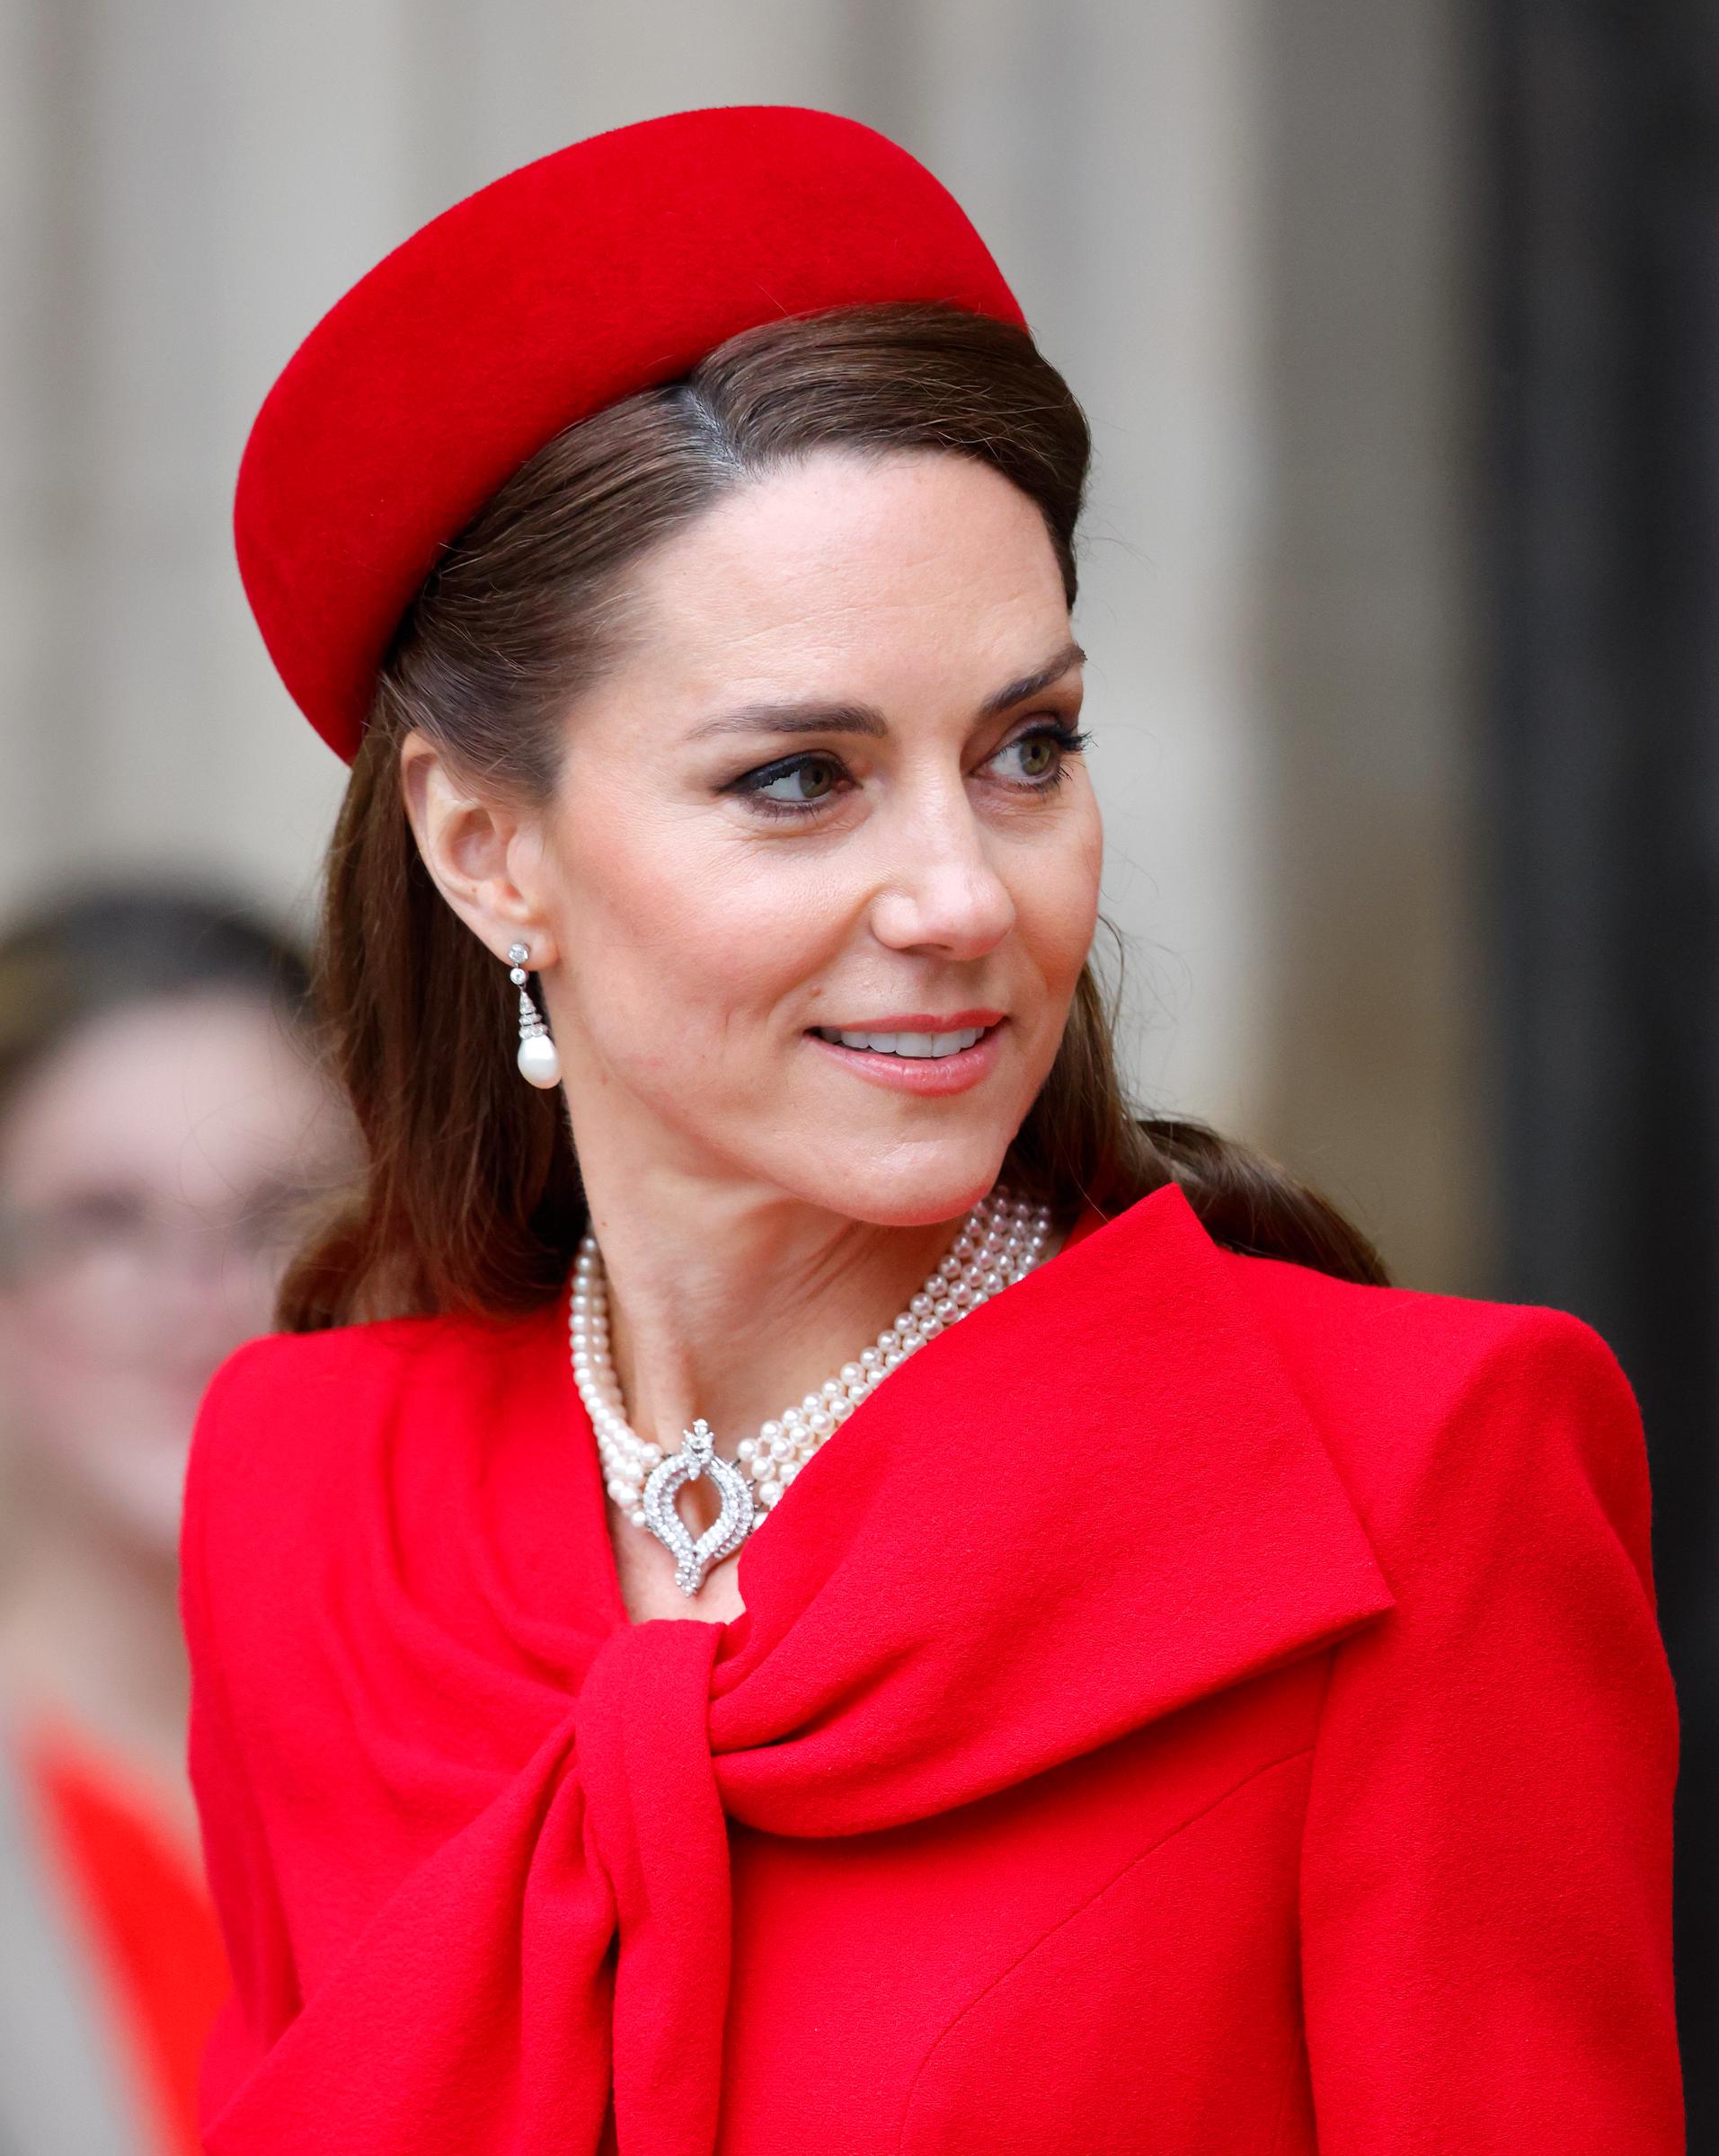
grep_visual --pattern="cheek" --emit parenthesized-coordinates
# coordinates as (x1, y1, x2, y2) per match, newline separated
(0, 1298, 196, 1551)
(1011, 815, 1104, 995)
(554, 812, 847, 1068)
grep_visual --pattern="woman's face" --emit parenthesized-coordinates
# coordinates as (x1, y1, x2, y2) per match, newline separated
(534, 449, 1103, 1226)
(0, 992, 343, 1559)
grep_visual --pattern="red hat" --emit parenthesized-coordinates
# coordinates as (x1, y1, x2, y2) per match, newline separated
(235, 104, 1026, 761)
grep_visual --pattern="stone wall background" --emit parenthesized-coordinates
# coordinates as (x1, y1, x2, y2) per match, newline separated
(0, 0, 1482, 1289)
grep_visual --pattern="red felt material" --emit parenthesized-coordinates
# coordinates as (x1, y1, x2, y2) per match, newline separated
(234, 105, 1026, 761)
(180, 1183, 1683, 2152)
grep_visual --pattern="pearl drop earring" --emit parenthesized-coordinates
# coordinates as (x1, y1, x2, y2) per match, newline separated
(508, 943, 562, 1088)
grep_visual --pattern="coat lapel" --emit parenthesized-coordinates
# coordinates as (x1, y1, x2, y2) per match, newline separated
(711, 1180, 1396, 1833)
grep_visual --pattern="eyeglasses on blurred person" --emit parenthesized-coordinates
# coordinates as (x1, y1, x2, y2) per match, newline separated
(0, 883, 349, 2156)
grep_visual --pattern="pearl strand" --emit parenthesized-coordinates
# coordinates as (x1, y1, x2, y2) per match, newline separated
(568, 1186, 1053, 1529)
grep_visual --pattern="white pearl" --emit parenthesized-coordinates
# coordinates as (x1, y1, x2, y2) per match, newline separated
(518, 1032, 562, 1088)
(809, 1409, 834, 1436)
(839, 1363, 864, 1387)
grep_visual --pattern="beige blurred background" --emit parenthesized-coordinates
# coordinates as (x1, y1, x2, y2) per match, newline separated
(0, 0, 1484, 1295)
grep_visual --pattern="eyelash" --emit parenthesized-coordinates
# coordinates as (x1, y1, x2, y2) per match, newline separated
(728, 722, 1092, 821)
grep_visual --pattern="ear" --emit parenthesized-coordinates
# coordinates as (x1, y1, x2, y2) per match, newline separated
(399, 731, 561, 968)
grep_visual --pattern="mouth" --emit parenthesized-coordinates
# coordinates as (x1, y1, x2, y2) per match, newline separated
(809, 1023, 991, 1059)
(803, 1012, 1006, 1096)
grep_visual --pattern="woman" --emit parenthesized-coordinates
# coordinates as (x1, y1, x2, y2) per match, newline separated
(183, 106, 1682, 2153)
(0, 886, 343, 2156)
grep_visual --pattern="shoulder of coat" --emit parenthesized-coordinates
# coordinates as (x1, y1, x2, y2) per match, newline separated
(1220, 1245, 1637, 1527)
(187, 1302, 554, 1522)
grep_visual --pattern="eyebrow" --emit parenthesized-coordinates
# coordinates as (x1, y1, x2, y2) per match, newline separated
(686, 639, 1087, 743)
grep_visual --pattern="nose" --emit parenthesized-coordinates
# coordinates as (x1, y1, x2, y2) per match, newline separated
(866, 782, 1017, 960)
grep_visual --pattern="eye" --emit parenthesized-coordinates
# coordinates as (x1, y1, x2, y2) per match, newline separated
(988, 722, 1090, 788)
(730, 751, 851, 817)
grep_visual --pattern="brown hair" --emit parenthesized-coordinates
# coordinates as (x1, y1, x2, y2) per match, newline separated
(0, 882, 312, 1117)
(280, 304, 1386, 1329)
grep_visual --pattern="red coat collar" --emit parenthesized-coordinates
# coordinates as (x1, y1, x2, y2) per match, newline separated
(708, 1179, 1396, 1832)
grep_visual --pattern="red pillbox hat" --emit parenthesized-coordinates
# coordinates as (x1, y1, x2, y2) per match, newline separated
(234, 104, 1026, 761)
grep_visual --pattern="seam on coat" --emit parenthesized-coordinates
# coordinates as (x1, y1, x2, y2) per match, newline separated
(1263, 1986, 1309, 2156)
(894, 1743, 1318, 2155)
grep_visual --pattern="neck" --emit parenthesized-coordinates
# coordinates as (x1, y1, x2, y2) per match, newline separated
(580, 1168, 976, 1458)
(0, 1478, 193, 1833)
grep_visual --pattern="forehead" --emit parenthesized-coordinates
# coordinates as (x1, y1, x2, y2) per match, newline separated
(609, 450, 1071, 708)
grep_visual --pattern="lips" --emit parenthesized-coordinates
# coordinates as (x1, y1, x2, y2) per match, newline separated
(803, 1014, 1006, 1097)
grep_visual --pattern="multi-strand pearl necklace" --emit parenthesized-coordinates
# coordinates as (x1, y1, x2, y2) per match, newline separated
(568, 1185, 1052, 1588)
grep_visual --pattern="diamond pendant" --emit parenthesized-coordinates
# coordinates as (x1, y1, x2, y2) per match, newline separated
(640, 1419, 756, 1596)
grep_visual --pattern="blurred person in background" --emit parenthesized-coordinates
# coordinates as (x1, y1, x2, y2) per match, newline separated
(0, 886, 346, 2156)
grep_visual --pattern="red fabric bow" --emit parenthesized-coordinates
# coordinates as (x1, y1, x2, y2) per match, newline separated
(182, 1187, 1397, 2154)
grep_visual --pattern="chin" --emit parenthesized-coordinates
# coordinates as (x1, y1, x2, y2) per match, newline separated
(796, 1139, 1015, 1230)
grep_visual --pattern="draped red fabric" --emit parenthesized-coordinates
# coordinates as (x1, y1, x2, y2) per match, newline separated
(180, 1184, 1682, 2153)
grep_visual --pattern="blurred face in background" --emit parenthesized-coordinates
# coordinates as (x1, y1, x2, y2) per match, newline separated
(0, 992, 342, 1563)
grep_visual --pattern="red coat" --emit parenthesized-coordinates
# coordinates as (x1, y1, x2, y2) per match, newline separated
(180, 1183, 1682, 2153)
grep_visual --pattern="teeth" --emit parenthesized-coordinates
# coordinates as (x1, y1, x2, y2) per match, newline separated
(815, 1025, 987, 1057)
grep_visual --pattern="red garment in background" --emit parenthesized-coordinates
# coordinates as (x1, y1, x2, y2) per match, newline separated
(181, 1181, 1684, 2153)
(21, 1718, 229, 2156)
